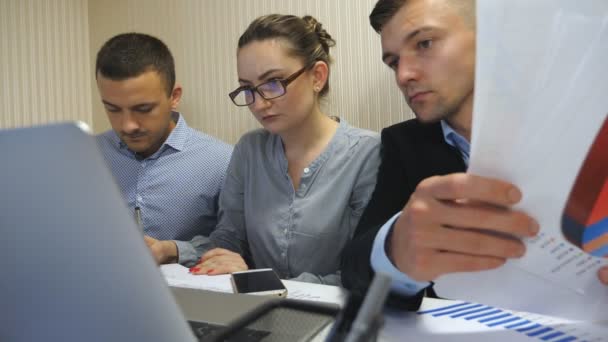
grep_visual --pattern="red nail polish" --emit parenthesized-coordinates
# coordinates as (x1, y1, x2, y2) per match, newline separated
(206, 269, 214, 275)
(189, 267, 200, 273)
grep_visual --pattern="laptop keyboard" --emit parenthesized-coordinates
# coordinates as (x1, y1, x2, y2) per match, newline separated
(188, 321, 271, 342)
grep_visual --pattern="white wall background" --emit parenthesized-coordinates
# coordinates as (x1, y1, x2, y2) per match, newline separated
(0, 0, 92, 129)
(1, 0, 414, 143)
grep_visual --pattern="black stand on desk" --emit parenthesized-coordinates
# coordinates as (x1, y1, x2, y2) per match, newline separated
(325, 273, 392, 342)
(324, 299, 385, 342)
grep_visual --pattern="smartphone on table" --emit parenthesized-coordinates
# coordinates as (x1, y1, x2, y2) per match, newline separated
(231, 268, 288, 297)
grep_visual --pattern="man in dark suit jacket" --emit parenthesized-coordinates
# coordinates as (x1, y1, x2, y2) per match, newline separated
(341, 0, 608, 309)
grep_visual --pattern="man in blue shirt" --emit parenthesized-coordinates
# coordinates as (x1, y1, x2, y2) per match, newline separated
(341, 0, 608, 308)
(94, 33, 232, 267)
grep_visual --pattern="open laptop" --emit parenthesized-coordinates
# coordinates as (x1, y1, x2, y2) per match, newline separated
(0, 123, 276, 341)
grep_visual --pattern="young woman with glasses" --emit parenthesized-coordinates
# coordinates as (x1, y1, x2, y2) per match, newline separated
(189, 14, 381, 286)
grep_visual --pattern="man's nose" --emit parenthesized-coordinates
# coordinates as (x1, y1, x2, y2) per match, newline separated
(396, 57, 420, 88)
(121, 112, 140, 133)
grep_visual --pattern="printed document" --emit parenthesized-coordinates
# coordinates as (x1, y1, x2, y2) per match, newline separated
(435, 0, 608, 320)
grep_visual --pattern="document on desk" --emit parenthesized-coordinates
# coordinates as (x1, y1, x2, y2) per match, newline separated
(161, 264, 233, 293)
(381, 298, 608, 342)
(160, 264, 346, 306)
(435, 0, 608, 320)
(282, 279, 346, 306)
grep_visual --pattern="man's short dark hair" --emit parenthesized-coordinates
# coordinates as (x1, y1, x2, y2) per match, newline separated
(369, 0, 407, 33)
(369, 0, 475, 33)
(95, 33, 175, 96)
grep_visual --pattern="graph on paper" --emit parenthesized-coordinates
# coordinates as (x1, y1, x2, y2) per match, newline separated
(435, 0, 608, 320)
(561, 118, 608, 259)
(417, 301, 607, 342)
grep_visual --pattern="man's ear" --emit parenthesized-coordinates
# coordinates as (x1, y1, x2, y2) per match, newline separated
(170, 84, 183, 109)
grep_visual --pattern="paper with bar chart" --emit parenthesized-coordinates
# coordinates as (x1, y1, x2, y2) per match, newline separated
(380, 298, 607, 342)
(434, 0, 608, 320)
(561, 122, 608, 259)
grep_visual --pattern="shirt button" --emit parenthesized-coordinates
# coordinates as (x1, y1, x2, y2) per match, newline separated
(303, 167, 310, 174)
(141, 162, 146, 167)
(281, 252, 286, 258)
(136, 195, 143, 202)
(283, 229, 288, 234)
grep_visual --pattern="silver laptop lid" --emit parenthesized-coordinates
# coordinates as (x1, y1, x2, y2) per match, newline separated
(0, 123, 196, 342)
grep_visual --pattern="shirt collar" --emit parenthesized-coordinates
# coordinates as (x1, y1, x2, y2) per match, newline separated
(112, 111, 188, 155)
(162, 112, 189, 152)
(440, 120, 470, 166)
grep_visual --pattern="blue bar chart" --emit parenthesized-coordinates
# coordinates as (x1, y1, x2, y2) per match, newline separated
(417, 301, 606, 341)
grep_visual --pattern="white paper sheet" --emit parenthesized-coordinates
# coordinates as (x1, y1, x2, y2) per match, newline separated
(160, 264, 346, 306)
(435, 0, 608, 320)
(282, 279, 346, 306)
(161, 263, 233, 293)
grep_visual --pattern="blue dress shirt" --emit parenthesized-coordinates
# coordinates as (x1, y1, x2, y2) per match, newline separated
(370, 120, 470, 296)
(96, 113, 232, 266)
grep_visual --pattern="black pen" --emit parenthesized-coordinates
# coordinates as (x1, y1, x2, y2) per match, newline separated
(134, 206, 143, 232)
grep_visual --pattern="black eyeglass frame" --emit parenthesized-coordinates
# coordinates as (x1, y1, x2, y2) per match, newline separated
(228, 65, 311, 106)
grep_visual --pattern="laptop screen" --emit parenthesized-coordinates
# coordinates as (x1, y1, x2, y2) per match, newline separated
(0, 123, 196, 342)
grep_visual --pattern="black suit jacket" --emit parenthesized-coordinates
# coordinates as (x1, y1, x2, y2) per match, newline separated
(341, 119, 466, 310)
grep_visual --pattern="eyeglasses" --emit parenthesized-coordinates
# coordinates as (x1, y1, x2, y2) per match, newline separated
(229, 65, 309, 106)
